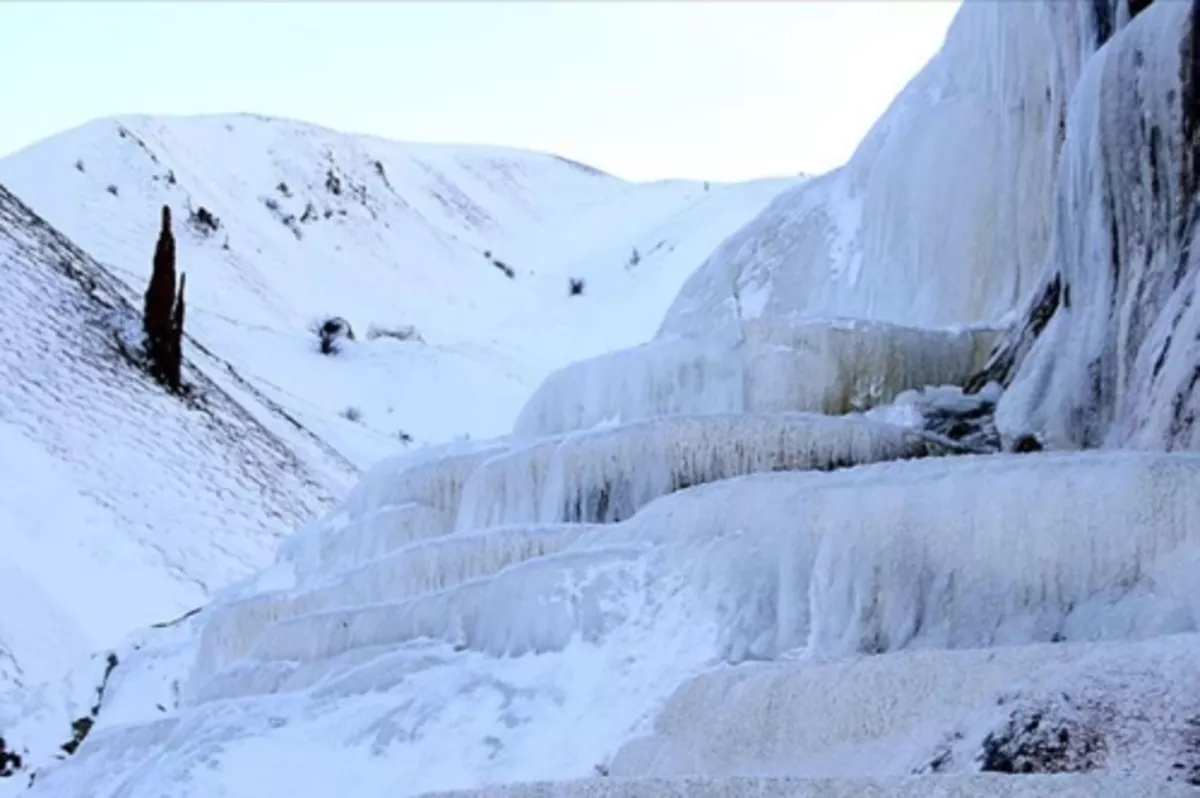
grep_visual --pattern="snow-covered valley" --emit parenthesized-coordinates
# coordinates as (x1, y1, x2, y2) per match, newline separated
(2, 0, 1200, 796)
(0, 114, 798, 463)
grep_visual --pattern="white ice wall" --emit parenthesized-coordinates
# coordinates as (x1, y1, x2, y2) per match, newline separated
(804, 451, 1200, 657)
(658, 1, 1064, 337)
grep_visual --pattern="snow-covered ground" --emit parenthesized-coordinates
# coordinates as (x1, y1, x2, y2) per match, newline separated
(3, 0, 1199, 796)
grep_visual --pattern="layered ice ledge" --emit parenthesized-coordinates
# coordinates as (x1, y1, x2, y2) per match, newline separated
(513, 320, 997, 438)
(458, 412, 933, 530)
(185, 450, 1200, 709)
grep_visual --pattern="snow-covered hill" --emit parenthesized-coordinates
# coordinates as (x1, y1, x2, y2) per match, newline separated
(0, 115, 797, 463)
(4, 0, 1199, 796)
(0, 183, 354, 696)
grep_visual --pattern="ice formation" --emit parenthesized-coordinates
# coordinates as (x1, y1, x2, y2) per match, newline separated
(805, 451, 1200, 656)
(514, 320, 996, 438)
(995, 1, 1200, 451)
(8, 1, 1200, 797)
(18, 445, 1200, 797)
(656, 1, 1067, 336)
(463, 412, 931, 529)
(611, 642, 1100, 779)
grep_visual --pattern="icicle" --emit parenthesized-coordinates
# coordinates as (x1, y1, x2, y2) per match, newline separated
(514, 320, 996, 438)
(513, 330, 746, 438)
(336, 439, 513, 519)
(455, 439, 565, 531)
(998, 1, 1200, 451)
(311, 502, 453, 579)
(538, 413, 930, 525)
(303, 523, 595, 612)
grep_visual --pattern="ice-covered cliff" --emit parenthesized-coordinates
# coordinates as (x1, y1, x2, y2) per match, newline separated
(994, 1, 1200, 451)
(4, 0, 1199, 796)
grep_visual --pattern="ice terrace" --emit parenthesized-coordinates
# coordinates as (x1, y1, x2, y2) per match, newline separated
(33, 295, 1200, 796)
(43, 376, 1200, 797)
(513, 320, 997, 437)
(195, 449, 1200, 692)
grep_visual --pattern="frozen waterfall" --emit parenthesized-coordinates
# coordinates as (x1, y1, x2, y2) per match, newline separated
(7, 2, 1200, 798)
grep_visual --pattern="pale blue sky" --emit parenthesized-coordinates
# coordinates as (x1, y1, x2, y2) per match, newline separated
(1, 1, 960, 182)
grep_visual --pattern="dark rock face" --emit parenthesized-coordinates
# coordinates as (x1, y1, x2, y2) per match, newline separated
(315, 316, 354, 355)
(965, 273, 1062, 395)
(1012, 434, 1043, 453)
(980, 705, 1108, 774)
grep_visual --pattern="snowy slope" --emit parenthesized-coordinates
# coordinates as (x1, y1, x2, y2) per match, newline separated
(0, 183, 353, 695)
(5, 0, 1200, 796)
(0, 116, 797, 463)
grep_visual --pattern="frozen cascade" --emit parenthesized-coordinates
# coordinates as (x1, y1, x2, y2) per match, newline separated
(920, 633, 1200, 780)
(279, 439, 514, 576)
(305, 523, 598, 612)
(325, 438, 513, 521)
(189, 470, 847, 709)
(311, 503, 455, 580)
(610, 641, 1103, 779)
(30, 446, 1200, 797)
(536, 412, 932, 526)
(10, 2, 1200, 797)
(458, 412, 931, 530)
(513, 320, 996, 438)
(612, 632, 1200, 783)
(994, 1, 1200, 451)
(455, 438, 565, 531)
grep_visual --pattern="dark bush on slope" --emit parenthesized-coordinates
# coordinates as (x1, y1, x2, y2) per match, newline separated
(313, 316, 355, 355)
(142, 205, 188, 393)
